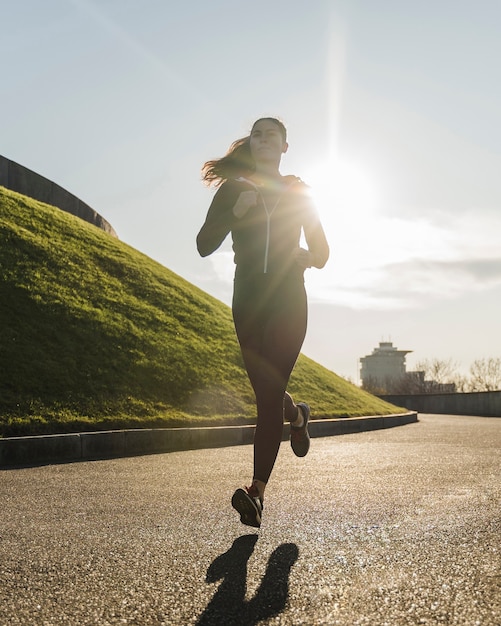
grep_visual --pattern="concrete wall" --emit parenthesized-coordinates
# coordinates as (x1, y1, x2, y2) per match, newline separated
(0, 155, 117, 237)
(0, 413, 417, 467)
(380, 391, 501, 417)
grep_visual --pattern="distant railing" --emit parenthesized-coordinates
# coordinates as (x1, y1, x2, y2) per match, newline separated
(379, 390, 501, 417)
(0, 155, 117, 237)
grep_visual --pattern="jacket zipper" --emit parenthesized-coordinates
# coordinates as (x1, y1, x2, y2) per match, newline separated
(236, 177, 285, 274)
(261, 194, 281, 274)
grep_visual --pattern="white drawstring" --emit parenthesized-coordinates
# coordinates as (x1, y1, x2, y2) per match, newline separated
(235, 177, 287, 274)
(260, 193, 281, 274)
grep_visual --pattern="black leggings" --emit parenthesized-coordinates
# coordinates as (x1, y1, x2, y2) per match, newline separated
(232, 274, 307, 484)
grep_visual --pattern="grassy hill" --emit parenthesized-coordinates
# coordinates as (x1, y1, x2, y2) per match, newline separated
(0, 186, 403, 437)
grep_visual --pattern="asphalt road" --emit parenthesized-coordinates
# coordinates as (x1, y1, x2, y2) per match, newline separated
(0, 414, 499, 626)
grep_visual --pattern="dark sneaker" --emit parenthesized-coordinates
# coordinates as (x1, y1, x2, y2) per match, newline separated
(231, 486, 263, 528)
(290, 402, 311, 457)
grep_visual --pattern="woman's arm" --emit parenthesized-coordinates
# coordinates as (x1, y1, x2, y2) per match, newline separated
(303, 201, 330, 269)
(196, 184, 235, 257)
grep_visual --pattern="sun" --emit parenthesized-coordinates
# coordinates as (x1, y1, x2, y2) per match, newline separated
(301, 156, 452, 310)
(301, 156, 381, 256)
(304, 157, 379, 223)
(300, 156, 393, 307)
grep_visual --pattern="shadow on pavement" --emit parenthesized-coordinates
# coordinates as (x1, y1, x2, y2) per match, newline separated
(196, 534, 299, 626)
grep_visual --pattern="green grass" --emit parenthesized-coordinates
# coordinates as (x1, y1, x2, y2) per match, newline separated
(0, 186, 404, 437)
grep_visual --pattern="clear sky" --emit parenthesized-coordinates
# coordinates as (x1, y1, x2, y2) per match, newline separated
(3, 0, 500, 382)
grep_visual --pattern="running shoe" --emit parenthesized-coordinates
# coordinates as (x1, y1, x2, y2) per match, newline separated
(290, 402, 311, 457)
(231, 485, 263, 528)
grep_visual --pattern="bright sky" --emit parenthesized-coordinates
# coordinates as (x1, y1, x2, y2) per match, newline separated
(3, 0, 500, 382)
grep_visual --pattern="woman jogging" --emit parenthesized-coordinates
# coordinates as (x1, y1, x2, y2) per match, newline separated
(197, 117, 329, 528)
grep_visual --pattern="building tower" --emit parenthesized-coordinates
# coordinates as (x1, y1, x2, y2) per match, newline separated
(360, 341, 412, 391)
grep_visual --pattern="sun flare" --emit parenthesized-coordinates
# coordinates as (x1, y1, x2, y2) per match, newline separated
(305, 157, 379, 220)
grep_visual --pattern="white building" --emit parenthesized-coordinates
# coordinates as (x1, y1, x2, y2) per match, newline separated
(360, 341, 412, 390)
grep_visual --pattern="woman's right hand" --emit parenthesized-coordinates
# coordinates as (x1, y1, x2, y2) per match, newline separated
(232, 191, 258, 218)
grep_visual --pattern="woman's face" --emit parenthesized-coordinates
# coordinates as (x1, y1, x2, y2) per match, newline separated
(249, 119, 288, 165)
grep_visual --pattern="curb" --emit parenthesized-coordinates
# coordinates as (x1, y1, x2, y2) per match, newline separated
(0, 412, 418, 468)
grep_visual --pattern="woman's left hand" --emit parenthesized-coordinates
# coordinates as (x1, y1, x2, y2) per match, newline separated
(291, 247, 313, 270)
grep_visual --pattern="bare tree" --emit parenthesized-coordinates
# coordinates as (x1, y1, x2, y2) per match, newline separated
(414, 358, 459, 386)
(361, 375, 392, 395)
(391, 371, 425, 394)
(362, 355, 501, 395)
(453, 374, 470, 393)
(468, 357, 501, 391)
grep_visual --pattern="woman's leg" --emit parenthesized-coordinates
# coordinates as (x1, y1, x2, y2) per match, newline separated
(233, 279, 307, 488)
(252, 302, 307, 483)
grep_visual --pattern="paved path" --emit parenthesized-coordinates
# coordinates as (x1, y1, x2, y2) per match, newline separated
(0, 414, 499, 625)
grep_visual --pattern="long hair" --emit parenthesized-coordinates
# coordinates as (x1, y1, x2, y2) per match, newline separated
(202, 136, 253, 188)
(202, 117, 287, 188)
